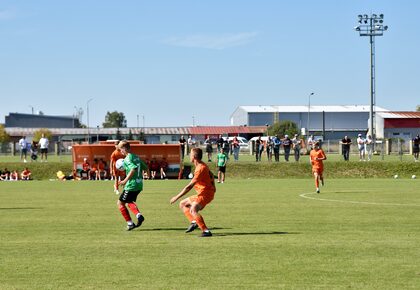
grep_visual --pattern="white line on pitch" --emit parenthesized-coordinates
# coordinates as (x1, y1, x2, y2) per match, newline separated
(299, 192, 420, 207)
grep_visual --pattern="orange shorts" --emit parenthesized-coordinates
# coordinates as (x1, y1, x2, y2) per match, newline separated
(312, 167, 323, 175)
(189, 193, 214, 209)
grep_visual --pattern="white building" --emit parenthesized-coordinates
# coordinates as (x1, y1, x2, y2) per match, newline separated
(230, 105, 389, 139)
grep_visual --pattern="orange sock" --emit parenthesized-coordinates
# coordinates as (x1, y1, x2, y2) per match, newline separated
(183, 207, 194, 222)
(195, 214, 208, 231)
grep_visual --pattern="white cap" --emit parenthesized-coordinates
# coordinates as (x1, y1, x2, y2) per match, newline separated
(358, 134, 362, 137)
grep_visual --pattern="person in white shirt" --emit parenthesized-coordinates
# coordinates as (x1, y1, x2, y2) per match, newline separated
(18, 136, 28, 163)
(357, 134, 366, 161)
(38, 134, 49, 162)
(365, 135, 373, 161)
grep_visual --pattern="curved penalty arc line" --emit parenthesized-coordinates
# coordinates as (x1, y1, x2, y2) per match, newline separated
(299, 192, 420, 207)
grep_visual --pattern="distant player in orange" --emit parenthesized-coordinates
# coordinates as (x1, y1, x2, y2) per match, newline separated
(310, 141, 327, 193)
(110, 141, 126, 194)
(170, 147, 216, 237)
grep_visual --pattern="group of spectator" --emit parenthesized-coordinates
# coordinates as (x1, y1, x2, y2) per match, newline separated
(340, 134, 375, 161)
(79, 158, 110, 180)
(146, 158, 169, 180)
(78, 157, 169, 180)
(0, 167, 32, 181)
(18, 134, 49, 163)
(255, 134, 304, 162)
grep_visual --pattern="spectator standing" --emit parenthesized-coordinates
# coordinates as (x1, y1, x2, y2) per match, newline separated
(365, 135, 374, 161)
(282, 135, 292, 162)
(204, 137, 213, 162)
(187, 135, 196, 154)
(216, 135, 224, 153)
(357, 134, 366, 161)
(38, 134, 49, 162)
(292, 134, 302, 162)
(255, 136, 263, 162)
(266, 137, 273, 161)
(272, 135, 281, 162)
(222, 138, 230, 160)
(21, 167, 32, 180)
(413, 134, 420, 162)
(179, 135, 187, 160)
(307, 135, 314, 153)
(19, 136, 28, 163)
(341, 136, 352, 161)
(232, 136, 240, 161)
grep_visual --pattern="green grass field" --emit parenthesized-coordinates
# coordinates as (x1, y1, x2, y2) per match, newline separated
(1, 178, 419, 289)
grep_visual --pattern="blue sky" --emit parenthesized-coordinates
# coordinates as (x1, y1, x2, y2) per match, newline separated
(0, 1, 419, 127)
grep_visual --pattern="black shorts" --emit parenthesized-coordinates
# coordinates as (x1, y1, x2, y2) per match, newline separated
(40, 148, 48, 154)
(119, 190, 141, 203)
(218, 166, 226, 173)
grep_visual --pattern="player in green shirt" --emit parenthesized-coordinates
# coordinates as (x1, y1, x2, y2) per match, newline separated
(117, 140, 149, 231)
(216, 148, 228, 183)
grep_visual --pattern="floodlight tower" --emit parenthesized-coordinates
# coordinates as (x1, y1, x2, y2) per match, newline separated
(355, 13, 388, 148)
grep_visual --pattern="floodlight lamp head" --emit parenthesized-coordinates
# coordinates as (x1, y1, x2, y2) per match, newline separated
(384, 25, 388, 31)
(363, 14, 368, 19)
(354, 26, 361, 31)
(358, 14, 363, 19)
(372, 14, 377, 19)
(379, 14, 384, 19)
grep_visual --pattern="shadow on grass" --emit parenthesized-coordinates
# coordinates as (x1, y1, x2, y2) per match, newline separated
(215, 231, 299, 237)
(140, 227, 228, 232)
(0, 207, 43, 210)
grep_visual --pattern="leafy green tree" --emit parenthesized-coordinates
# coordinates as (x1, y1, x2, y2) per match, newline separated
(33, 129, 52, 142)
(416, 105, 420, 112)
(267, 120, 298, 137)
(102, 111, 127, 128)
(0, 124, 10, 143)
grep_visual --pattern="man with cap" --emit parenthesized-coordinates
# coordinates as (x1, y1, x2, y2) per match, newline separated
(356, 133, 366, 161)
(81, 158, 91, 180)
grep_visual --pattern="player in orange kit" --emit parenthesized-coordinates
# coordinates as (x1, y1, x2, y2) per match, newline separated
(310, 141, 327, 193)
(110, 141, 126, 194)
(170, 147, 216, 237)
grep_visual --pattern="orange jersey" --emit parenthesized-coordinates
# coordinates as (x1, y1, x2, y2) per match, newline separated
(110, 149, 125, 169)
(310, 149, 326, 170)
(191, 162, 216, 199)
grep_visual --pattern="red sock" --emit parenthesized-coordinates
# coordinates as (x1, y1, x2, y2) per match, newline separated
(119, 204, 131, 222)
(183, 207, 194, 222)
(127, 202, 140, 216)
(195, 214, 208, 231)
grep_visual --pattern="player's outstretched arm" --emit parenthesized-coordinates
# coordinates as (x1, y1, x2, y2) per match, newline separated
(170, 181, 195, 204)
